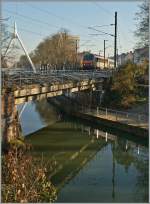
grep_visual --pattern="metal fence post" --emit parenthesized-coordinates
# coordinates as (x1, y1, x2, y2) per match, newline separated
(105, 132, 108, 142)
(62, 75, 63, 83)
(2, 71, 4, 87)
(97, 106, 99, 116)
(20, 72, 21, 86)
(138, 114, 141, 123)
(96, 129, 99, 139)
(137, 146, 140, 155)
(106, 108, 107, 118)
(125, 141, 128, 150)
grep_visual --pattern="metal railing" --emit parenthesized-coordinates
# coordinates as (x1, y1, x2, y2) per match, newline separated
(79, 105, 148, 129)
(2, 69, 113, 88)
(51, 95, 148, 129)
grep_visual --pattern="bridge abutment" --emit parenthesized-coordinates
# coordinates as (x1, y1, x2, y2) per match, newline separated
(2, 88, 22, 147)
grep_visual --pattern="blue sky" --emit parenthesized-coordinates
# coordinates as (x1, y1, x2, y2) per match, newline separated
(3, 1, 143, 57)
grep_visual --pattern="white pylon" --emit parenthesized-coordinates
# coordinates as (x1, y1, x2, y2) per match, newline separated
(4, 22, 36, 73)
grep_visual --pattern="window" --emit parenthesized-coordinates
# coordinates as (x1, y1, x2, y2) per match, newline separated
(83, 54, 94, 61)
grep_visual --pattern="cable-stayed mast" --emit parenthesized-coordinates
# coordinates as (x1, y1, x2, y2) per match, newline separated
(4, 22, 36, 73)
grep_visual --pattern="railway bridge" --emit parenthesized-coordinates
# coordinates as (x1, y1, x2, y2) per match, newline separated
(2, 69, 113, 146)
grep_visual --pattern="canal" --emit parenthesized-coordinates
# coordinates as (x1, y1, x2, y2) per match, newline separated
(18, 100, 149, 203)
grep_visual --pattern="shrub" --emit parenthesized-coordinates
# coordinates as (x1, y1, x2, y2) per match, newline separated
(2, 146, 57, 203)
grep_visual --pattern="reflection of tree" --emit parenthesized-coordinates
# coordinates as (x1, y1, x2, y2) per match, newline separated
(111, 142, 115, 200)
(34, 99, 59, 125)
(134, 156, 149, 202)
(111, 138, 148, 202)
(112, 138, 135, 172)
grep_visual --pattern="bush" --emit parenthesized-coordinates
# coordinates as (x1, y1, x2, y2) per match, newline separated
(102, 62, 139, 109)
(2, 146, 57, 203)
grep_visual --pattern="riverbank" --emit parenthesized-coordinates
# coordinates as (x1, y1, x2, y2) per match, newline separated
(127, 98, 148, 115)
(48, 96, 148, 138)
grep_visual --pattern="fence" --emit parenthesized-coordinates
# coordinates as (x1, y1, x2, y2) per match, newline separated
(79, 105, 148, 129)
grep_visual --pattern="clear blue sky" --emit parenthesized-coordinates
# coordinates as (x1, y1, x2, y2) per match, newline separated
(3, 1, 143, 57)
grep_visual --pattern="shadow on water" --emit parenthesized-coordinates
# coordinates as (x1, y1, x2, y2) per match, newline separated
(19, 99, 148, 203)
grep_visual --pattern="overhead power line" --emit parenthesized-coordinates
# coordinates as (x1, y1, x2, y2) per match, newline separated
(4, 9, 60, 29)
(88, 27, 114, 37)
(27, 3, 87, 30)
(4, 8, 91, 40)
(93, 2, 114, 16)
(6, 23, 45, 37)
(89, 33, 105, 36)
(92, 24, 114, 28)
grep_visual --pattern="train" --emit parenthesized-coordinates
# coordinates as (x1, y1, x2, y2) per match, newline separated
(81, 52, 114, 70)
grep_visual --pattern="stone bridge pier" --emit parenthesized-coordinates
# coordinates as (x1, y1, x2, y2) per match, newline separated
(2, 88, 22, 148)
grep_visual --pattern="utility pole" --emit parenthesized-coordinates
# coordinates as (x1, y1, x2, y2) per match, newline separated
(117, 48, 118, 67)
(114, 11, 117, 69)
(76, 39, 78, 69)
(104, 40, 106, 69)
(104, 40, 108, 69)
(0, 0, 2, 71)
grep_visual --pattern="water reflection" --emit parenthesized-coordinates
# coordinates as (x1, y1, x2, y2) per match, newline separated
(17, 100, 59, 136)
(19, 99, 148, 202)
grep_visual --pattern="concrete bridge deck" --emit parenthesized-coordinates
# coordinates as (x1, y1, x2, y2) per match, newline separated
(2, 69, 112, 105)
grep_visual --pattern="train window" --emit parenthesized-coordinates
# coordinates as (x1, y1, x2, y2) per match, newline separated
(83, 54, 94, 60)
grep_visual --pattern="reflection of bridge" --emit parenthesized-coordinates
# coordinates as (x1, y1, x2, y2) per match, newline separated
(2, 69, 112, 146)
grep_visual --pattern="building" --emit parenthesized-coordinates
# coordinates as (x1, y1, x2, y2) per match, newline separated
(117, 51, 134, 66)
(133, 47, 149, 65)
(108, 58, 114, 69)
(117, 47, 149, 66)
(68, 35, 80, 53)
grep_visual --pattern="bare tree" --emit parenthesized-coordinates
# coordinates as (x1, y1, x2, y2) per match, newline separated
(1, 23, 21, 68)
(18, 30, 78, 70)
(1, 24, 12, 67)
(135, 0, 149, 48)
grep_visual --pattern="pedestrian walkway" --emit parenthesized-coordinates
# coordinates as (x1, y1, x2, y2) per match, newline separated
(80, 106, 148, 130)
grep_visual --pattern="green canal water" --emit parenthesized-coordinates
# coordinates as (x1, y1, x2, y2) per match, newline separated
(18, 100, 149, 203)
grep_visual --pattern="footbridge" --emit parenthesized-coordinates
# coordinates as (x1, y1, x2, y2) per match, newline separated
(2, 69, 113, 105)
(2, 68, 113, 145)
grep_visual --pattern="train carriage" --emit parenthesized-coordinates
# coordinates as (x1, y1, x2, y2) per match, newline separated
(82, 52, 109, 70)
